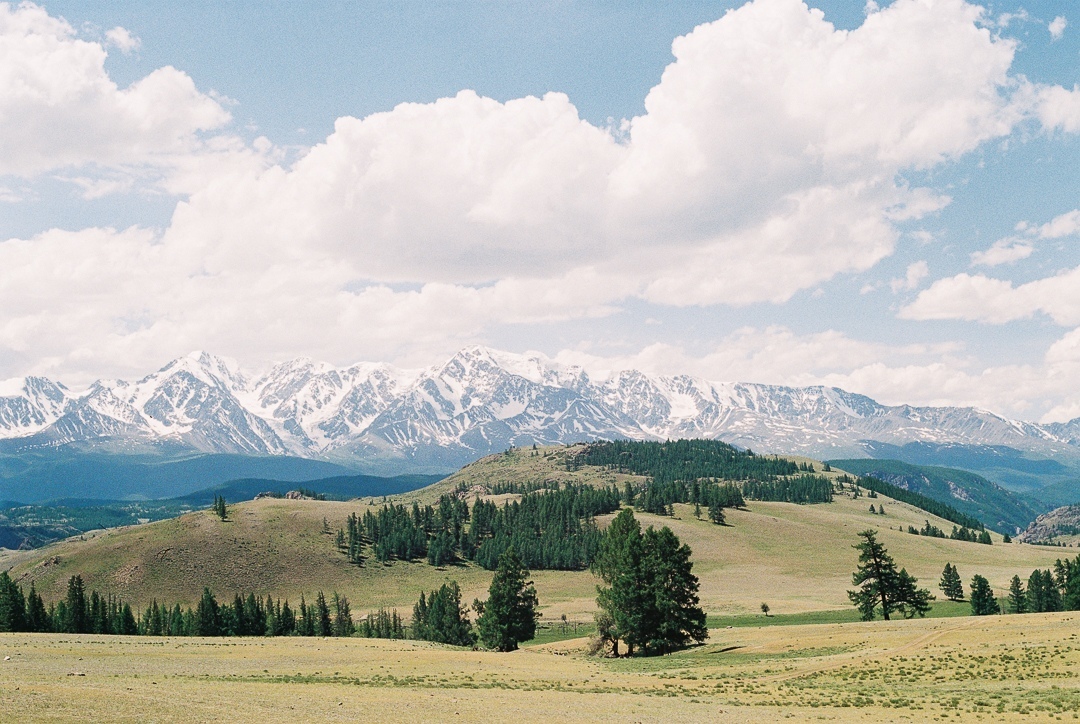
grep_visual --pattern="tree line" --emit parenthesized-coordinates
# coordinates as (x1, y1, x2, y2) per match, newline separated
(577, 439, 800, 482)
(906, 520, 992, 545)
(0, 572, 357, 637)
(0, 551, 540, 652)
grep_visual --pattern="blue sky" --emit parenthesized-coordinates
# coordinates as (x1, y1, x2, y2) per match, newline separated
(2, 0, 1080, 423)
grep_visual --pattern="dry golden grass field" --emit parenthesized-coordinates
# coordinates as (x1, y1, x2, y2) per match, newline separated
(4, 611, 1080, 722)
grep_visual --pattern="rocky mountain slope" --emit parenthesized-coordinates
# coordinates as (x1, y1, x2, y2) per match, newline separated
(2, 346, 1079, 474)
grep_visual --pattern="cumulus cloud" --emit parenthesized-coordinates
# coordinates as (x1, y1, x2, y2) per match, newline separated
(890, 261, 929, 292)
(970, 237, 1033, 266)
(104, 26, 139, 53)
(1049, 15, 1068, 40)
(4, 0, 1080, 384)
(0, 3, 229, 176)
(901, 267, 1080, 325)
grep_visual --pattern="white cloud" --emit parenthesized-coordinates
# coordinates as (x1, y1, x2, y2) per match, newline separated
(1035, 84, 1080, 133)
(0, 3, 229, 176)
(1049, 15, 1068, 41)
(104, 25, 139, 53)
(901, 267, 1080, 325)
(890, 260, 929, 292)
(1038, 209, 1080, 238)
(4, 0, 1080, 384)
(970, 237, 1033, 266)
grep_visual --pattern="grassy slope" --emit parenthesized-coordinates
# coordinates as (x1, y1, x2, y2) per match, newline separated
(828, 458, 1039, 533)
(1, 447, 1070, 620)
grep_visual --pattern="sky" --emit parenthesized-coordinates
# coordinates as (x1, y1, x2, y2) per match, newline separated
(1, 0, 1080, 423)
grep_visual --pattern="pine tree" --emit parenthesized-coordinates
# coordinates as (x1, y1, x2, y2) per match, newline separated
(1007, 575, 1027, 614)
(475, 546, 538, 652)
(413, 582, 474, 646)
(315, 592, 332, 636)
(0, 571, 27, 632)
(848, 530, 934, 621)
(195, 587, 221, 636)
(332, 592, 354, 637)
(64, 575, 89, 634)
(970, 574, 1001, 616)
(593, 508, 706, 656)
(638, 526, 707, 655)
(212, 495, 228, 521)
(592, 508, 645, 656)
(939, 563, 964, 601)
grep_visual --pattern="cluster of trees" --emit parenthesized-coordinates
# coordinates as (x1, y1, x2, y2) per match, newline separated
(592, 509, 707, 656)
(359, 485, 621, 572)
(907, 521, 992, 545)
(412, 582, 474, 646)
(854, 476, 985, 532)
(578, 439, 799, 482)
(338, 513, 366, 565)
(0, 572, 357, 638)
(847, 530, 934, 621)
(212, 495, 228, 521)
(870, 504, 887, 515)
(1001, 555, 1080, 614)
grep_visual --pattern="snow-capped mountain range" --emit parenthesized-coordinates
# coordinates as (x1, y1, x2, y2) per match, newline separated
(2, 346, 1079, 472)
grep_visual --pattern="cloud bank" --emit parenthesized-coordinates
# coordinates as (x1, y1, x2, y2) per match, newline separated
(2, 0, 1080, 421)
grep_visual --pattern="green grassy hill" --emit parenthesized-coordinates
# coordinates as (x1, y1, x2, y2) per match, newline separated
(2, 445, 1070, 623)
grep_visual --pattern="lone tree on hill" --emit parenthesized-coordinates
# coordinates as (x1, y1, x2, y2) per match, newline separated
(939, 563, 964, 601)
(848, 529, 934, 621)
(970, 574, 1001, 616)
(475, 547, 538, 652)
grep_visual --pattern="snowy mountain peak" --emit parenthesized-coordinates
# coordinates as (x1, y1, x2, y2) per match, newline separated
(3, 347, 1080, 473)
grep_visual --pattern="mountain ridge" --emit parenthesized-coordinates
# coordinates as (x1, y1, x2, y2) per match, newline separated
(2, 346, 1079, 475)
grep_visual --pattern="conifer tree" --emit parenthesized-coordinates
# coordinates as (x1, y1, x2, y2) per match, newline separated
(848, 530, 933, 621)
(195, 587, 221, 636)
(0, 571, 26, 632)
(315, 592, 332, 636)
(939, 563, 964, 601)
(970, 574, 1001, 616)
(64, 575, 89, 634)
(1007, 575, 1027, 614)
(26, 583, 48, 633)
(332, 592, 353, 637)
(475, 547, 538, 652)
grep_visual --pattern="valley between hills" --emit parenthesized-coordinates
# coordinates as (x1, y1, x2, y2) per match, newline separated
(3, 444, 1080, 722)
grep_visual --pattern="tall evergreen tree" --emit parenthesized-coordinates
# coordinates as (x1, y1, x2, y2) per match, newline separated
(970, 574, 1001, 616)
(64, 575, 89, 634)
(847, 530, 933, 621)
(315, 592, 332, 636)
(412, 581, 474, 646)
(195, 587, 221, 636)
(475, 547, 538, 652)
(592, 508, 706, 656)
(1007, 575, 1027, 614)
(332, 592, 354, 637)
(0, 571, 27, 632)
(638, 526, 707, 654)
(592, 508, 645, 656)
(939, 563, 964, 601)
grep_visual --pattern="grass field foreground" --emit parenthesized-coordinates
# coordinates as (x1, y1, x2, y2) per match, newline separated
(3, 611, 1080, 722)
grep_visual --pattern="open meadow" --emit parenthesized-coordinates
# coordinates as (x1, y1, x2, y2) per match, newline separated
(4, 611, 1080, 722)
